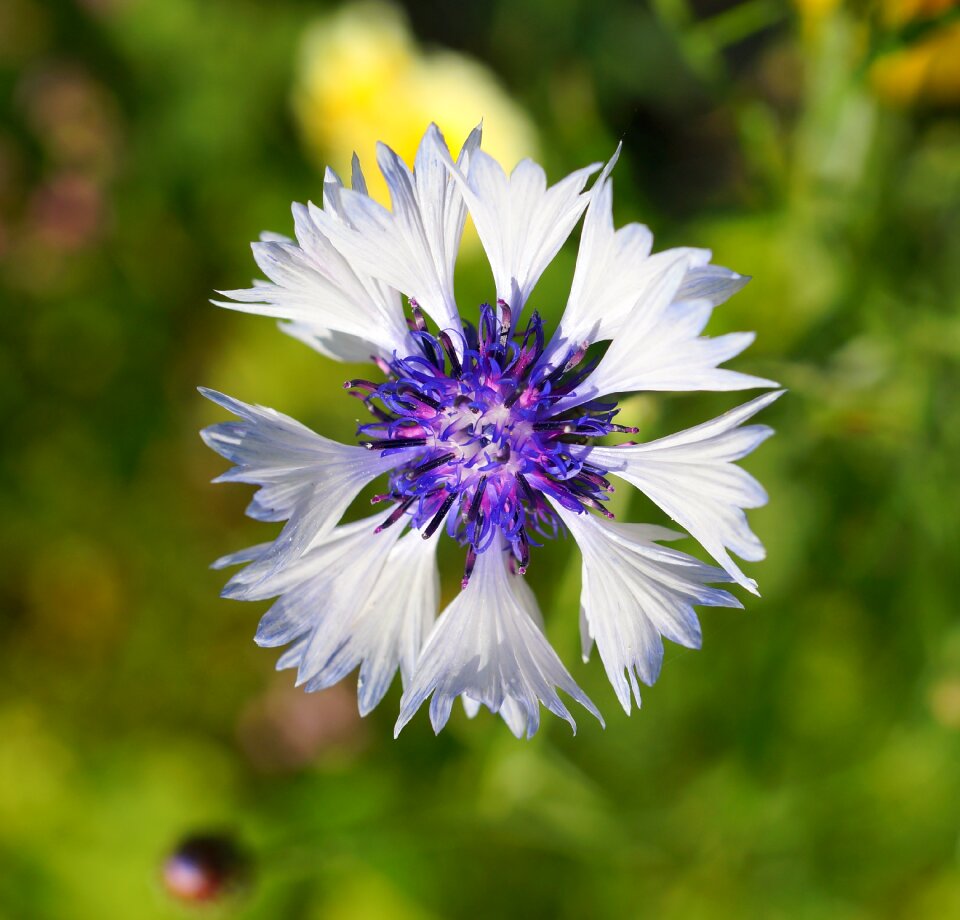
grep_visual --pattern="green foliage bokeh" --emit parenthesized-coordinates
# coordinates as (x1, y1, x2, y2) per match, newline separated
(2, 1, 959, 918)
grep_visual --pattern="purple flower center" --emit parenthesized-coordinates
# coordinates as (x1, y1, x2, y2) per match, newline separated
(346, 301, 634, 585)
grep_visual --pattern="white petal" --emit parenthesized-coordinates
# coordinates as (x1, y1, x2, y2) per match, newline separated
(309, 124, 480, 336)
(552, 503, 741, 713)
(259, 230, 291, 244)
(556, 255, 776, 409)
(244, 514, 398, 631)
(350, 153, 369, 196)
(249, 513, 405, 687)
(545, 177, 749, 363)
(214, 189, 412, 359)
(414, 124, 482, 316)
(594, 298, 775, 395)
(353, 529, 441, 715)
(224, 515, 441, 715)
(676, 263, 751, 306)
(396, 542, 603, 738)
(507, 567, 545, 631)
(440, 145, 608, 317)
(276, 636, 310, 672)
(544, 177, 653, 361)
(461, 696, 482, 719)
(211, 542, 272, 570)
(276, 320, 382, 364)
(585, 391, 784, 594)
(459, 567, 547, 736)
(200, 389, 416, 584)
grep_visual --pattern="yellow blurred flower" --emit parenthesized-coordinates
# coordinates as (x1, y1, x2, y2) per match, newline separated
(793, 0, 843, 40)
(881, 0, 956, 28)
(793, 0, 842, 22)
(871, 20, 960, 106)
(928, 675, 960, 729)
(293, 2, 538, 206)
(796, 0, 960, 105)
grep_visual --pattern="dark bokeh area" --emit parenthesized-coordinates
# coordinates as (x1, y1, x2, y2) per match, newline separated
(2, 0, 960, 917)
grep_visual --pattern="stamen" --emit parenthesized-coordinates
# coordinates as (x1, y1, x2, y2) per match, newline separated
(361, 437, 427, 450)
(438, 331, 462, 377)
(533, 421, 575, 433)
(496, 299, 512, 343)
(409, 299, 427, 332)
(563, 342, 589, 371)
(583, 497, 615, 519)
(515, 472, 538, 506)
(423, 491, 457, 539)
(516, 528, 530, 574)
(362, 402, 391, 421)
(351, 302, 626, 569)
(503, 386, 525, 409)
(410, 452, 455, 476)
(343, 379, 377, 392)
(521, 311, 544, 354)
(461, 546, 477, 588)
(467, 476, 487, 522)
(578, 470, 613, 492)
(398, 385, 442, 412)
(374, 496, 415, 533)
(478, 304, 497, 353)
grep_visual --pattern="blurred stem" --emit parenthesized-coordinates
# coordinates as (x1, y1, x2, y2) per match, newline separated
(691, 0, 787, 49)
(650, 0, 694, 29)
(654, 0, 789, 84)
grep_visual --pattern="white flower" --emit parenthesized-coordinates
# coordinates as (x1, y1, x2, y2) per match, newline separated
(202, 122, 781, 737)
(395, 537, 603, 739)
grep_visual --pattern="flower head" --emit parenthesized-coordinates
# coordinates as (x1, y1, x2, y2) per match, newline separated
(202, 123, 781, 737)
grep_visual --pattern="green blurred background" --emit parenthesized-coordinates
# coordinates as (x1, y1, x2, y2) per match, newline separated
(2, 0, 960, 917)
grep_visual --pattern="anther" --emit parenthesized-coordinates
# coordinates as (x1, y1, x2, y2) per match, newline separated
(496, 299, 512, 344)
(515, 473, 538, 506)
(583, 497, 615, 519)
(364, 402, 391, 421)
(563, 341, 589, 371)
(374, 496, 415, 533)
(503, 385, 525, 409)
(410, 452, 455, 476)
(516, 528, 530, 572)
(423, 491, 457, 539)
(467, 476, 487, 523)
(409, 299, 427, 332)
(361, 437, 427, 450)
(579, 470, 613, 492)
(398, 385, 442, 411)
(461, 546, 477, 588)
(438, 331, 462, 377)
